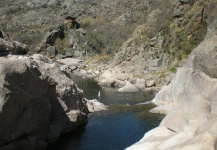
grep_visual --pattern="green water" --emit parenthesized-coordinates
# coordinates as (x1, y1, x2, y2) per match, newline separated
(48, 76, 164, 150)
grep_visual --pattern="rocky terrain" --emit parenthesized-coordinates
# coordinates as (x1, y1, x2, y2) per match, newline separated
(1, 0, 217, 149)
(1, 0, 216, 92)
(0, 31, 107, 150)
(127, 18, 217, 149)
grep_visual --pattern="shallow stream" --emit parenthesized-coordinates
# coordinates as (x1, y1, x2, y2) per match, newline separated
(48, 76, 163, 150)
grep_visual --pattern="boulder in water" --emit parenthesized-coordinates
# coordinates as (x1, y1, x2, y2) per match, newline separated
(118, 81, 139, 92)
(86, 99, 108, 112)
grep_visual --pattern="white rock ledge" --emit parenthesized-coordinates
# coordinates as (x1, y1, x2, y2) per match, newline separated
(127, 36, 217, 150)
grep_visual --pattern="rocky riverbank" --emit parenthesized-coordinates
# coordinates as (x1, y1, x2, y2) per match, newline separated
(1, 0, 217, 149)
(127, 18, 217, 150)
(0, 31, 107, 150)
(2, 0, 214, 94)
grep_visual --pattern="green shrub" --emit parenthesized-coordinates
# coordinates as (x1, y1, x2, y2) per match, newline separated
(168, 67, 177, 73)
(53, 31, 70, 54)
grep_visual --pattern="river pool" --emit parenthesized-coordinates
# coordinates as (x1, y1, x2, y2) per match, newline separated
(48, 76, 163, 150)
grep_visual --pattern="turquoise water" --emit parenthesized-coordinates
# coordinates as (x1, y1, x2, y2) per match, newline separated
(48, 76, 164, 150)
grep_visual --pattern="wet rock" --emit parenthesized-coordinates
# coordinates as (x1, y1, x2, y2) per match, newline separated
(86, 99, 108, 112)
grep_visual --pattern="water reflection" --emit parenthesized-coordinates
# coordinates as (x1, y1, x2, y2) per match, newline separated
(48, 76, 164, 150)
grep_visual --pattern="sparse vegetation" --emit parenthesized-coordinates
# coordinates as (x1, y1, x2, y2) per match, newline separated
(168, 67, 177, 73)
(0, 0, 213, 66)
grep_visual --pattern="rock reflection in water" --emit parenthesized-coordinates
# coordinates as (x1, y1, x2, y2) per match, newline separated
(47, 76, 163, 150)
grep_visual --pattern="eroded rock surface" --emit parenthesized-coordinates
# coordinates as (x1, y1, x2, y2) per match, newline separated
(127, 35, 217, 149)
(0, 54, 89, 149)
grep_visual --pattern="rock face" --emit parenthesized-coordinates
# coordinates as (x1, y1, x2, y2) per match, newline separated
(0, 54, 89, 149)
(126, 35, 217, 149)
(0, 30, 29, 55)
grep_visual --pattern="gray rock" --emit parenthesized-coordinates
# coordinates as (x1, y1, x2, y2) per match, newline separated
(86, 99, 108, 112)
(46, 25, 64, 45)
(57, 58, 83, 67)
(74, 50, 82, 57)
(118, 81, 139, 92)
(205, 18, 217, 40)
(115, 79, 125, 87)
(149, 59, 162, 67)
(116, 72, 128, 81)
(65, 48, 74, 57)
(0, 54, 89, 148)
(127, 35, 217, 150)
(135, 78, 146, 89)
(69, 30, 79, 47)
(146, 80, 155, 87)
(47, 46, 57, 57)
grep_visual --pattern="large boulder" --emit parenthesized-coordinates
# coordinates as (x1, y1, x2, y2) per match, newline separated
(0, 54, 89, 149)
(126, 35, 217, 149)
(98, 69, 116, 86)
